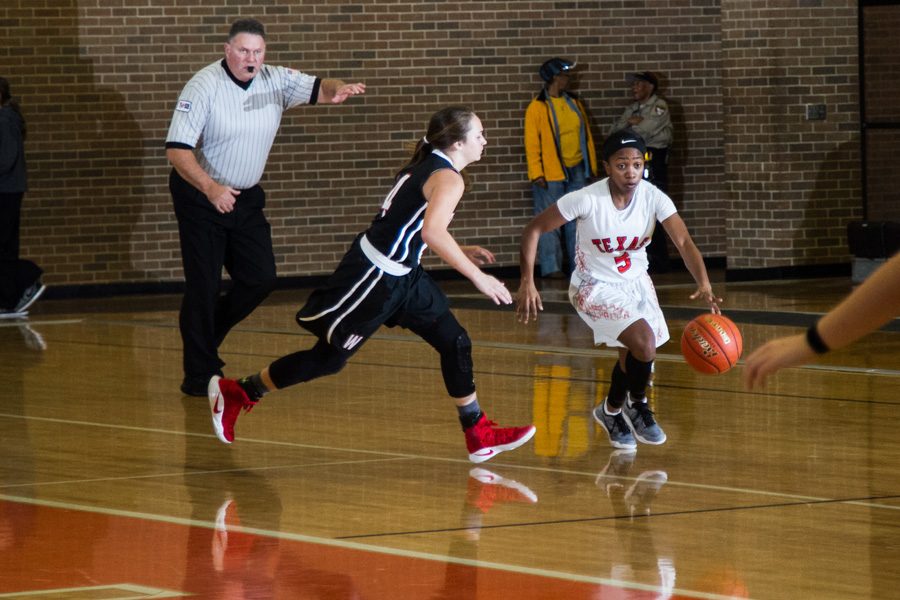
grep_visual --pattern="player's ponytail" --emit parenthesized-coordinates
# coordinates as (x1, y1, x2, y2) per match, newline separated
(395, 106, 476, 181)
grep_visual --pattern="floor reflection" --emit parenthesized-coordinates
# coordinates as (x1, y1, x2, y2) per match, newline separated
(431, 466, 538, 600)
(595, 449, 675, 599)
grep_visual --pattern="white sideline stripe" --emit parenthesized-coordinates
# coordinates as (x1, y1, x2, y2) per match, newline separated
(362, 334, 900, 378)
(0, 491, 753, 600)
(0, 455, 409, 490)
(84, 316, 900, 378)
(3, 411, 900, 513)
(0, 582, 185, 598)
(0, 318, 82, 328)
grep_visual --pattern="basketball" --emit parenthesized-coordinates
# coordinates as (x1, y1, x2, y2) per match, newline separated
(680, 313, 743, 374)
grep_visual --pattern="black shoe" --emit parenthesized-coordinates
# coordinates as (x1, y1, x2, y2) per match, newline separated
(181, 376, 212, 397)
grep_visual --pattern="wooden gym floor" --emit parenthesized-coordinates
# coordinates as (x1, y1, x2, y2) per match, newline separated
(1, 269, 899, 599)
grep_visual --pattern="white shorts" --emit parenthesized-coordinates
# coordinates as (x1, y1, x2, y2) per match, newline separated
(568, 271, 670, 348)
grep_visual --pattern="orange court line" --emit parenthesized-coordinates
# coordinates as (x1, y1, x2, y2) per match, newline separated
(0, 499, 700, 599)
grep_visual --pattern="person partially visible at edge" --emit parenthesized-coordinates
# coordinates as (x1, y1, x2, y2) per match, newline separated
(744, 252, 900, 389)
(0, 76, 46, 318)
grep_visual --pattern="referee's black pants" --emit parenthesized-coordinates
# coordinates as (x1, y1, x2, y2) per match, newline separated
(170, 170, 277, 383)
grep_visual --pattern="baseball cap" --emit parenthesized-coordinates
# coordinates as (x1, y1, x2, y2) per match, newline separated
(627, 71, 658, 88)
(539, 58, 576, 83)
(602, 130, 647, 161)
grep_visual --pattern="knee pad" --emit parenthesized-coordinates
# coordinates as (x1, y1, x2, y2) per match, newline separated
(443, 330, 475, 398)
(318, 343, 348, 376)
(448, 328, 473, 373)
(422, 313, 475, 398)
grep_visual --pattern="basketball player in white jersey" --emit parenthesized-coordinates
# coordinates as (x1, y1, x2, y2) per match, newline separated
(207, 107, 536, 464)
(517, 130, 721, 450)
(165, 18, 365, 398)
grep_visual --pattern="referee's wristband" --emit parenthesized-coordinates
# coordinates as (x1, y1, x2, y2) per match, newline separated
(806, 322, 830, 354)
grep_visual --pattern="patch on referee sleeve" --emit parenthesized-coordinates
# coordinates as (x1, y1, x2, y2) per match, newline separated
(176, 99, 192, 112)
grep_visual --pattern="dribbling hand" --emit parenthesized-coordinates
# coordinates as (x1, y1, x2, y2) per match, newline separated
(690, 285, 722, 314)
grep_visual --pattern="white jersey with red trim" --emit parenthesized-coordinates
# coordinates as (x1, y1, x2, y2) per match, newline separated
(557, 178, 677, 283)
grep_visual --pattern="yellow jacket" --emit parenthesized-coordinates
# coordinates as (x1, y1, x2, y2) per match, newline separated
(524, 90, 598, 182)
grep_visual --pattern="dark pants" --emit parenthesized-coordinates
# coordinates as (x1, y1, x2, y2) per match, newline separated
(645, 147, 671, 272)
(532, 166, 587, 276)
(0, 192, 42, 310)
(170, 170, 277, 381)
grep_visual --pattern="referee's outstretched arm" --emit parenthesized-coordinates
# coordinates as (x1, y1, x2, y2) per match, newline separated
(318, 79, 366, 104)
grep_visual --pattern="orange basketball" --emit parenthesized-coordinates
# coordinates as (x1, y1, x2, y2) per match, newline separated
(680, 313, 743, 374)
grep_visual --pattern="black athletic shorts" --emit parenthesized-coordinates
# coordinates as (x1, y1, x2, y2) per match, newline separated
(296, 237, 450, 355)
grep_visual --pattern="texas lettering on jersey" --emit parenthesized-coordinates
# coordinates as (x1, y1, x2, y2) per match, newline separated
(591, 236, 649, 254)
(591, 235, 651, 273)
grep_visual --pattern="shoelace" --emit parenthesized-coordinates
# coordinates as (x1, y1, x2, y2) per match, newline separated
(485, 420, 515, 443)
(633, 403, 657, 426)
(613, 412, 632, 434)
(477, 419, 524, 444)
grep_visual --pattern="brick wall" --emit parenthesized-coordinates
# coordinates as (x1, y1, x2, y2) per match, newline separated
(862, 3, 900, 223)
(721, 1, 861, 270)
(1, 0, 866, 289)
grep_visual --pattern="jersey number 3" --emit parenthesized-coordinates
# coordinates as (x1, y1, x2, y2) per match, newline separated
(614, 253, 632, 273)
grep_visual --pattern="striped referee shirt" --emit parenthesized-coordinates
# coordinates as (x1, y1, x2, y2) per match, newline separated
(165, 59, 319, 190)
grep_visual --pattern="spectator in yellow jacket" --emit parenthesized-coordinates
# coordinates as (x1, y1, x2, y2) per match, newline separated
(524, 58, 598, 278)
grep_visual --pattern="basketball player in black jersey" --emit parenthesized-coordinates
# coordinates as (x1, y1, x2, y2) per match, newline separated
(208, 106, 535, 463)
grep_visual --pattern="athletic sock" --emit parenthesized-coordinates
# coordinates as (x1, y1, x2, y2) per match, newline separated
(237, 373, 268, 402)
(603, 401, 622, 416)
(457, 399, 483, 430)
(625, 353, 653, 401)
(628, 395, 648, 407)
(606, 362, 629, 410)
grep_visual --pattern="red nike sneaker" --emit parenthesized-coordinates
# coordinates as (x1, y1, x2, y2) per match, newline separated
(464, 414, 536, 463)
(208, 376, 257, 444)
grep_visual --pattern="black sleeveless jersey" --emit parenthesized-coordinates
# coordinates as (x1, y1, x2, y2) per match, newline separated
(363, 152, 458, 269)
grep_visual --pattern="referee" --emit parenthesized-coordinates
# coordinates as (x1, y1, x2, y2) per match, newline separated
(165, 18, 365, 397)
